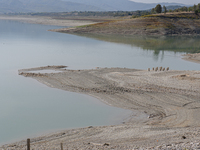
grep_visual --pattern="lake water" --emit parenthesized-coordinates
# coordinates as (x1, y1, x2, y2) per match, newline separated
(0, 20, 200, 145)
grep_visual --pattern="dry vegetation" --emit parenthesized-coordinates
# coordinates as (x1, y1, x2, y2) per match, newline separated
(50, 13, 200, 36)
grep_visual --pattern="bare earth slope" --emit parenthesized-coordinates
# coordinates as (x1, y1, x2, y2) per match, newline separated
(2, 66, 200, 149)
(51, 13, 200, 36)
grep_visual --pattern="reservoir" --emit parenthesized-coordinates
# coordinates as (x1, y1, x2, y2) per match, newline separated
(0, 20, 199, 145)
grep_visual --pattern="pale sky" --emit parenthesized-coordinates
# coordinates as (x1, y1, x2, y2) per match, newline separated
(130, 0, 199, 5)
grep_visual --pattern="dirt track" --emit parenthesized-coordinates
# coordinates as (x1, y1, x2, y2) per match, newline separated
(2, 66, 200, 149)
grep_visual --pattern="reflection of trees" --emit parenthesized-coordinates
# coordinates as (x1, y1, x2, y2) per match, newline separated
(161, 51, 164, 61)
(152, 50, 164, 61)
(153, 51, 159, 61)
(133, 36, 200, 54)
(153, 50, 159, 61)
(73, 33, 200, 60)
(154, 50, 160, 56)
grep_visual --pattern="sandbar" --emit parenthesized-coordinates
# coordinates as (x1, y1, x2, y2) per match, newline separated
(0, 15, 99, 27)
(1, 66, 200, 149)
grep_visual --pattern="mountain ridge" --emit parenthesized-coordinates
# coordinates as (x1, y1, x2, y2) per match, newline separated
(63, 0, 186, 11)
(0, 0, 187, 14)
(0, 0, 103, 13)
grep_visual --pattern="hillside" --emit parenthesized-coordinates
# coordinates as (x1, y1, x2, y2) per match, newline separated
(0, 0, 102, 13)
(63, 0, 185, 11)
(51, 13, 200, 36)
(0, 0, 186, 14)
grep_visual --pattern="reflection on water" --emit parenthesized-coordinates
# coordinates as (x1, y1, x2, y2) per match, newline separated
(72, 33, 200, 60)
(0, 20, 133, 145)
(0, 20, 200, 144)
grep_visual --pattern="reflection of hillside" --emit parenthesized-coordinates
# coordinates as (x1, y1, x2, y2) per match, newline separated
(74, 33, 200, 55)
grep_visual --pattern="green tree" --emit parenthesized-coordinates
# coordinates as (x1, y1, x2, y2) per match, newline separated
(181, 6, 187, 12)
(193, 4, 197, 11)
(151, 8, 155, 14)
(155, 4, 162, 13)
(198, 3, 200, 10)
(188, 7, 192, 12)
(174, 9, 179, 12)
(163, 5, 167, 13)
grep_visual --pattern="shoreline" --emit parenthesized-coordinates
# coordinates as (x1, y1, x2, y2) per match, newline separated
(0, 15, 99, 27)
(49, 13, 200, 36)
(1, 66, 200, 149)
(182, 53, 200, 64)
(1, 15, 200, 149)
(1, 15, 200, 64)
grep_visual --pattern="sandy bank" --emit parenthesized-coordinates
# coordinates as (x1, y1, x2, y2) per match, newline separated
(183, 53, 200, 64)
(0, 15, 98, 27)
(1, 66, 200, 149)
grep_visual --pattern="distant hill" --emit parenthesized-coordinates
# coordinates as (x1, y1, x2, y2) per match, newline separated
(0, 0, 102, 14)
(63, 0, 186, 11)
(166, 5, 184, 10)
(0, 0, 186, 14)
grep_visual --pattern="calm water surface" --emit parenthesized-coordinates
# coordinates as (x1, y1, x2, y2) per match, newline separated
(0, 20, 199, 144)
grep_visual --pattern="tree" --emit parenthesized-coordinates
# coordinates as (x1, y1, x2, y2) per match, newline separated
(178, 6, 188, 12)
(198, 3, 200, 10)
(151, 8, 155, 14)
(183, 6, 188, 12)
(163, 5, 167, 13)
(195, 10, 198, 15)
(188, 7, 192, 12)
(155, 4, 162, 13)
(193, 4, 197, 11)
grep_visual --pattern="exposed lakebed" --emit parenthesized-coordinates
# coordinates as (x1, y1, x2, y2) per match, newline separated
(0, 20, 200, 145)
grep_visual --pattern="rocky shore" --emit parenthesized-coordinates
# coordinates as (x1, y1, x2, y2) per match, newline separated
(1, 66, 200, 149)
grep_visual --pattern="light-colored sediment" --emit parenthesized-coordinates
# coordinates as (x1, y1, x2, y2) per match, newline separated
(183, 53, 200, 64)
(0, 15, 98, 27)
(1, 66, 200, 149)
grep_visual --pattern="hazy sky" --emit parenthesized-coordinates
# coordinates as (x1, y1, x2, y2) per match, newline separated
(130, 0, 199, 5)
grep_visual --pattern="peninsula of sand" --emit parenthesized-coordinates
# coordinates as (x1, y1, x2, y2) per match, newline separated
(1, 65, 200, 149)
(0, 15, 101, 27)
(1, 13, 200, 149)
